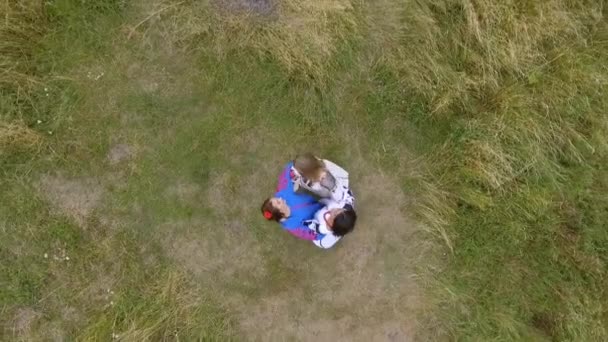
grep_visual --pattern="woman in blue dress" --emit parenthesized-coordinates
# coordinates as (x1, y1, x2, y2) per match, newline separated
(260, 160, 324, 241)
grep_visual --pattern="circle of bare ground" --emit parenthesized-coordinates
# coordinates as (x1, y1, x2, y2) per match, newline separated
(39, 174, 104, 228)
(107, 144, 134, 165)
(10, 308, 41, 336)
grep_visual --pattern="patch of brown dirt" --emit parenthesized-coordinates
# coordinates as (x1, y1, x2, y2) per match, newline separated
(5, 308, 69, 342)
(39, 175, 104, 227)
(159, 219, 265, 282)
(39, 322, 65, 342)
(205, 172, 233, 212)
(166, 180, 201, 203)
(8, 308, 41, 337)
(60, 307, 81, 323)
(107, 144, 135, 165)
(126, 62, 164, 94)
(83, 272, 117, 304)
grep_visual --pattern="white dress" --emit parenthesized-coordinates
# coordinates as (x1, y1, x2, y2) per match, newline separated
(292, 159, 349, 201)
(296, 160, 354, 249)
(311, 202, 343, 249)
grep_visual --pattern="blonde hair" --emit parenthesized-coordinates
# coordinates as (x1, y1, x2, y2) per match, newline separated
(294, 153, 325, 181)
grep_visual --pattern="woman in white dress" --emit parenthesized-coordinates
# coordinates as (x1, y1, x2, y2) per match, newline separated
(291, 153, 357, 249)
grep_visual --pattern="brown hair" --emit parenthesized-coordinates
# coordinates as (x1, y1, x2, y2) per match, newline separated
(293, 153, 325, 181)
(261, 198, 285, 222)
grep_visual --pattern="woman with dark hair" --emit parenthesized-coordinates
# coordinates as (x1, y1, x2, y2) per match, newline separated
(302, 188, 356, 249)
(292, 153, 357, 249)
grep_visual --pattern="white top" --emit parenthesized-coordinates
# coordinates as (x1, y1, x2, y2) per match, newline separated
(292, 159, 350, 202)
(294, 158, 355, 249)
(311, 204, 342, 249)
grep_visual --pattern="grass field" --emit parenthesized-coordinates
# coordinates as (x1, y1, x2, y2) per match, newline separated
(1, 0, 607, 340)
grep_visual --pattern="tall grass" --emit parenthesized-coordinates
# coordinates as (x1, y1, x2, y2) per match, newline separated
(0, 121, 41, 153)
(79, 270, 233, 340)
(374, 0, 608, 339)
(152, 0, 362, 85)
(0, 1, 46, 92)
(0, 1, 47, 154)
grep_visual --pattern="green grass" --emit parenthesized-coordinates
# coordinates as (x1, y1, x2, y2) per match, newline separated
(1, 0, 608, 340)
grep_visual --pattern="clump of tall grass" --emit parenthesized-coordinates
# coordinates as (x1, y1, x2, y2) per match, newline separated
(387, 0, 602, 116)
(384, 0, 607, 249)
(377, 0, 608, 339)
(1, 1, 48, 153)
(0, 1, 47, 95)
(80, 271, 232, 340)
(0, 121, 41, 153)
(143, 0, 361, 86)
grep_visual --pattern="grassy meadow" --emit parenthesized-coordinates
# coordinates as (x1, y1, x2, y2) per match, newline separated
(1, 0, 607, 340)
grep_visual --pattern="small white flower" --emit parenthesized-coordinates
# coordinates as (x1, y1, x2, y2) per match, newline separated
(65, 256, 70, 261)
(43, 253, 48, 258)
(110, 301, 114, 306)
(48, 131, 53, 135)
(44, 87, 49, 91)
(36, 120, 42, 124)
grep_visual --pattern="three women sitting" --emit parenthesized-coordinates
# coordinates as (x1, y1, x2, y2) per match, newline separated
(261, 153, 357, 249)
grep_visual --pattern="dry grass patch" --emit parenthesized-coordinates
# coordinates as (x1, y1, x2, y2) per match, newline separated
(39, 174, 104, 228)
(165, 179, 201, 202)
(0, 1, 46, 92)
(141, 0, 362, 85)
(384, 0, 602, 115)
(6, 308, 41, 339)
(0, 121, 42, 153)
(159, 219, 265, 281)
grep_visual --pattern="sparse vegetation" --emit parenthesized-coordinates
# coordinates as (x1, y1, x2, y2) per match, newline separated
(1, 0, 607, 340)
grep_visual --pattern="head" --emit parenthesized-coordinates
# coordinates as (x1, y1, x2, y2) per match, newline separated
(327, 208, 357, 236)
(261, 197, 290, 222)
(294, 153, 326, 182)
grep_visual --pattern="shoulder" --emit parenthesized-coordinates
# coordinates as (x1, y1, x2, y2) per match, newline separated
(280, 161, 294, 176)
(280, 216, 299, 229)
(322, 159, 348, 178)
(277, 161, 295, 191)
